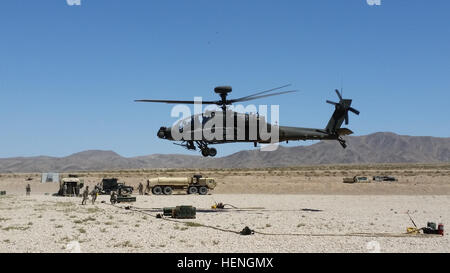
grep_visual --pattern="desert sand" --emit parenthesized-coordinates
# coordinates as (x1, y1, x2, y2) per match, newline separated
(0, 164, 449, 253)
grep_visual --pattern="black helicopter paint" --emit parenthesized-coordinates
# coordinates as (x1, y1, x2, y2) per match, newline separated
(135, 85, 360, 157)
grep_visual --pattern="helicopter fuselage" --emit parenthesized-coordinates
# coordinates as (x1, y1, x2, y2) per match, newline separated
(156, 111, 353, 145)
(137, 86, 359, 157)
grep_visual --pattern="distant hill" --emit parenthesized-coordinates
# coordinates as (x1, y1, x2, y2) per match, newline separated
(0, 132, 449, 173)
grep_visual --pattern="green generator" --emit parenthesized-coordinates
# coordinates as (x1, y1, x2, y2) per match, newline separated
(163, 205, 196, 219)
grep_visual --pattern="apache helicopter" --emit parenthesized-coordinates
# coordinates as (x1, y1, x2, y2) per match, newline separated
(135, 85, 360, 157)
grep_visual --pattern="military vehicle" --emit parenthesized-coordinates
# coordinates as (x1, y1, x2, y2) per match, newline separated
(373, 176, 398, 182)
(147, 174, 216, 195)
(136, 86, 359, 157)
(343, 176, 370, 183)
(57, 177, 84, 196)
(98, 178, 134, 195)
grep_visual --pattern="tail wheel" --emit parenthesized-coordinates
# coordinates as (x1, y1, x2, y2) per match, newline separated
(188, 186, 198, 194)
(152, 186, 162, 195)
(163, 186, 173, 195)
(199, 186, 208, 195)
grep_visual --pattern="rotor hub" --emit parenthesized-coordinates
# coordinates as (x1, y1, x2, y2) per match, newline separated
(214, 86, 232, 94)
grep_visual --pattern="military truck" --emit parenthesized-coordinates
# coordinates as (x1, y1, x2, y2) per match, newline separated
(147, 174, 216, 195)
(343, 176, 370, 183)
(57, 177, 84, 196)
(99, 178, 134, 195)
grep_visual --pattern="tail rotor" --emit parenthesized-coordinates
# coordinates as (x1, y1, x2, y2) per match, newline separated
(326, 89, 360, 126)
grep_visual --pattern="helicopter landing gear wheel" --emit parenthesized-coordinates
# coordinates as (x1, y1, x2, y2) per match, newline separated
(196, 141, 216, 157)
(208, 148, 217, 157)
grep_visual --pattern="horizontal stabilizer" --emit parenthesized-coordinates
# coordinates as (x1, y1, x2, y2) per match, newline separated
(336, 128, 353, 136)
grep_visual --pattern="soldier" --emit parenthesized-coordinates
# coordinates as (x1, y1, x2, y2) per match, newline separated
(90, 187, 98, 205)
(145, 180, 151, 194)
(138, 183, 144, 195)
(26, 184, 31, 196)
(81, 186, 89, 205)
(110, 191, 117, 205)
(63, 183, 68, 196)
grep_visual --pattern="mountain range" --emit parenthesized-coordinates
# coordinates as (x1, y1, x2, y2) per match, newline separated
(0, 132, 449, 173)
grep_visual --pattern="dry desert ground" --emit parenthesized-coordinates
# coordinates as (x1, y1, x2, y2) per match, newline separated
(0, 163, 449, 253)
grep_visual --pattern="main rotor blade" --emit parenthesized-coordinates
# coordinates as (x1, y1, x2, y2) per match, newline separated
(135, 99, 218, 104)
(232, 84, 292, 102)
(229, 90, 298, 103)
(326, 100, 338, 106)
(335, 89, 343, 101)
(348, 107, 360, 115)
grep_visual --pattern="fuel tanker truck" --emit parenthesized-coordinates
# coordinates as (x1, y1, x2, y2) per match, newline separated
(147, 174, 216, 195)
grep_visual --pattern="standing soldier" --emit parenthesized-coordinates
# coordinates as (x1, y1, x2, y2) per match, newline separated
(138, 183, 144, 195)
(90, 187, 98, 205)
(63, 183, 68, 196)
(145, 180, 151, 195)
(110, 191, 117, 205)
(26, 184, 31, 196)
(81, 186, 89, 205)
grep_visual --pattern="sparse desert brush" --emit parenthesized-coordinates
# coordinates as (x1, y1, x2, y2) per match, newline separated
(55, 202, 74, 207)
(87, 207, 101, 213)
(184, 222, 203, 227)
(114, 241, 140, 248)
(2, 225, 30, 231)
(78, 228, 86, 233)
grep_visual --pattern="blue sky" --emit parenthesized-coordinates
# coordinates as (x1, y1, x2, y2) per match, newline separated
(0, 0, 449, 158)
